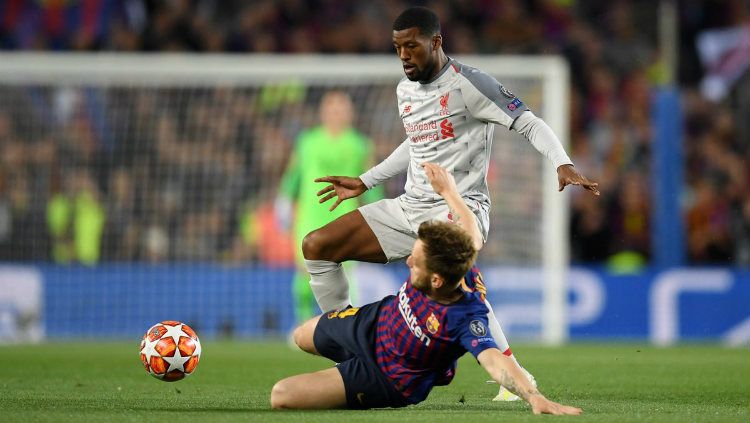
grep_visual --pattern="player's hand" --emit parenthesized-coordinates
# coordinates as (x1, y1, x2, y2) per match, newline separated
(315, 176, 368, 211)
(528, 395, 583, 416)
(557, 164, 600, 196)
(422, 162, 457, 196)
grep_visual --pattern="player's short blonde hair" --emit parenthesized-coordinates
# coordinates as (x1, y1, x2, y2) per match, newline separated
(417, 221, 477, 287)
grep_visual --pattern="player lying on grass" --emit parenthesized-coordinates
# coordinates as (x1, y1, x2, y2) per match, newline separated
(270, 163, 582, 415)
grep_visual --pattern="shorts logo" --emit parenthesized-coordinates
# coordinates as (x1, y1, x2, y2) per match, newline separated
(507, 98, 523, 111)
(426, 312, 440, 334)
(469, 320, 487, 337)
(440, 119, 454, 139)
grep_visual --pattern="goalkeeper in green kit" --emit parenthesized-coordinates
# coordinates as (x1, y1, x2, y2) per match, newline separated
(276, 91, 383, 324)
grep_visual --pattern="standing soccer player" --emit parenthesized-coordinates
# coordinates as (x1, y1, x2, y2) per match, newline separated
(271, 163, 582, 415)
(302, 7, 599, 400)
(276, 91, 382, 324)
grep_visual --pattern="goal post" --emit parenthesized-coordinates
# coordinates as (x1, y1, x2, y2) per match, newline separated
(0, 53, 569, 343)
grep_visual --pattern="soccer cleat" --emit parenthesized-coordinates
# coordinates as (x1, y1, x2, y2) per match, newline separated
(492, 367, 536, 402)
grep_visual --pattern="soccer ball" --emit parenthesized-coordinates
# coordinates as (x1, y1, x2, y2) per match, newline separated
(139, 320, 201, 381)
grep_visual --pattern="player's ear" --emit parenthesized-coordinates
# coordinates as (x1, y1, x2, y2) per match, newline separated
(431, 273, 444, 289)
(432, 34, 442, 51)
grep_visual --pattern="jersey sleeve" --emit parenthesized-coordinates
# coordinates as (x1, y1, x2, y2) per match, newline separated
(511, 111, 573, 169)
(451, 308, 499, 359)
(359, 134, 385, 204)
(459, 67, 528, 129)
(359, 137, 410, 189)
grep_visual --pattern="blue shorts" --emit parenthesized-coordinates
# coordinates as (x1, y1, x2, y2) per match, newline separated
(313, 300, 408, 409)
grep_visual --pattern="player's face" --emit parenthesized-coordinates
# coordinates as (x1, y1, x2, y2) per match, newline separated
(320, 91, 353, 133)
(393, 27, 438, 82)
(407, 240, 433, 293)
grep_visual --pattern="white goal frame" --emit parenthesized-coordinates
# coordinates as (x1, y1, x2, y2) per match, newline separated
(0, 53, 570, 344)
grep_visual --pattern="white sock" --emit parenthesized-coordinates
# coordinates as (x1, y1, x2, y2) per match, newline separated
(304, 259, 350, 312)
(484, 298, 519, 365)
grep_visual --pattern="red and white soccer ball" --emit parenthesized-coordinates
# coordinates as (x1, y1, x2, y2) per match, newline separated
(139, 320, 201, 382)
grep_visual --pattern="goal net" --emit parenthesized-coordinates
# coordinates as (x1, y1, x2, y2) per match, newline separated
(0, 54, 569, 343)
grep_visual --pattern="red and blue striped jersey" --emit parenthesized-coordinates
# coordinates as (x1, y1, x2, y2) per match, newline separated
(374, 266, 497, 404)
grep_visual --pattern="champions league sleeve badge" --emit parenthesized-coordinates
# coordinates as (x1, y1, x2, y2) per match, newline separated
(469, 320, 487, 337)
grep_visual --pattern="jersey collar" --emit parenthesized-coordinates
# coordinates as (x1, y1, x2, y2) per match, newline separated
(420, 57, 454, 85)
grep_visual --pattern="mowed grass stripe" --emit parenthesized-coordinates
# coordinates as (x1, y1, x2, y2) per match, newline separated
(0, 342, 747, 423)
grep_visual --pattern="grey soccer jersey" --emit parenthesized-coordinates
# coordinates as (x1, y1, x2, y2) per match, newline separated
(359, 57, 573, 227)
(400, 58, 528, 209)
(360, 59, 569, 208)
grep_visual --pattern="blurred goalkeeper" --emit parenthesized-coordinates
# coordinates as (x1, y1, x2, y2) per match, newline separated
(276, 91, 382, 324)
(302, 6, 599, 400)
(271, 163, 581, 415)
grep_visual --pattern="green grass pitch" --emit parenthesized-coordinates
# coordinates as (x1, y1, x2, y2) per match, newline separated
(0, 342, 747, 422)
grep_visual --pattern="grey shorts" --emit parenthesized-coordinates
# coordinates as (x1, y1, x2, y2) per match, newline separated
(358, 196, 488, 262)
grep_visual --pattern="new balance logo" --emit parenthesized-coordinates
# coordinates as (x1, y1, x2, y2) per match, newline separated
(403, 104, 411, 114)
(440, 119, 454, 139)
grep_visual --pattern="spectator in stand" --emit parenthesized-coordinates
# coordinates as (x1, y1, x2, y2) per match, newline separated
(47, 168, 105, 265)
(102, 168, 140, 261)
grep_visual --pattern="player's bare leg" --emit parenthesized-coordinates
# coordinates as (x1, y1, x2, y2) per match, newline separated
(303, 210, 386, 263)
(270, 367, 347, 409)
(291, 315, 321, 355)
(302, 210, 386, 312)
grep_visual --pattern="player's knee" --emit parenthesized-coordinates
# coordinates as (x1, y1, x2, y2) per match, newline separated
(292, 325, 305, 349)
(270, 380, 291, 409)
(293, 324, 314, 353)
(302, 230, 327, 260)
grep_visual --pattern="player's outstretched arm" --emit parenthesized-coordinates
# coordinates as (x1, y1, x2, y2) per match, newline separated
(477, 348, 582, 416)
(359, 138, 410, 191)
(511, 111, 599, 196)
(422, 162, 483, 251)
(315, 176, 368, 211)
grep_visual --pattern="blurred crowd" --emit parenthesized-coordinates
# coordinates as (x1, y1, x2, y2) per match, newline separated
(0, 0, 748, 266)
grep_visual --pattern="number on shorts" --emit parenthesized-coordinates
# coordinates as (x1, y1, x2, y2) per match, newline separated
(327, 307, 360, 319)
